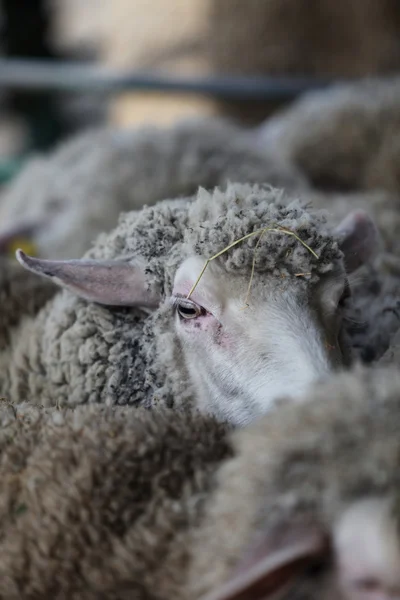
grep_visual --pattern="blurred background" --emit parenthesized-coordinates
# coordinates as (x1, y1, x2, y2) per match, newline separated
(1, 0, 400, 183)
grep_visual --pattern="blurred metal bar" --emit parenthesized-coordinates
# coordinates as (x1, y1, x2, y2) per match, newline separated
(0, 59, 339, 99)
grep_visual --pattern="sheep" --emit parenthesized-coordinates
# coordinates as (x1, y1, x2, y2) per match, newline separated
(1, 365, 400, 599)
(251, 81, 400, 358)
(0, 117, 307, 259)
(187, 364, 400, 600)
(2, 182, 380, 425)
(256, 76, 400, 195)
(0, 399, 232, 600)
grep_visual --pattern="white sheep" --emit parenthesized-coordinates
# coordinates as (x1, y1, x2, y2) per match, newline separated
(0, 117, 307, 259)
(5, 182, 379, 425)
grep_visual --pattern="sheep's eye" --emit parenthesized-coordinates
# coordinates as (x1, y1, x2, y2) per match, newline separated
(176, 300, 203, 320)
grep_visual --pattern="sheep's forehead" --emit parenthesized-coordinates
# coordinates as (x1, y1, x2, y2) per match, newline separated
(184, 185, 342, 278)
(172, 256, 316, 326)
(174, 257, 224, 305)
(174, 256, 306, 305)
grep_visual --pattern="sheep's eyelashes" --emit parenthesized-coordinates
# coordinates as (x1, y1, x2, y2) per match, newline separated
(176, 300, 204, 320)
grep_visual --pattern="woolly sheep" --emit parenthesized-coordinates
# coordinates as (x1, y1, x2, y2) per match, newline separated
(1, 365, 400, 599)
(188, 365, 400, 600)
(0, 399, 231, 600)
(6, 183, 379, 425)
(0, 117, 307, 259)
(255, 76, 400, 195)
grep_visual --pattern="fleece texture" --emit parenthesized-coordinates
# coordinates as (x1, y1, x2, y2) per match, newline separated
(1, 366, 400, 599)
(188, 365, 400, 598)
(0, 400, 230, 600)
(0, 117, 307, 259)
(343, 256, 400, 363)
(257, 76, 400, 194)
(305, 189, 400, 257)
(0, 258, 57, 351)
(296, 190, 400, 361)
(1, 183, 343, 408)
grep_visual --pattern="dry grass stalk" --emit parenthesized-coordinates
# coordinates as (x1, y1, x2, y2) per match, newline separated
(187, 225, 319, 307)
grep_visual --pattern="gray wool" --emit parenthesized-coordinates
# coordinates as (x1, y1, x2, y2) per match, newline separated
(182, 185, 340, 280)
(0, 258, 57, 351)
(257, 76, 400, 194)
(0, 399, 231, 600)
(299, 190, 400, 363)
(1, 366, 400, 599)
(187, 364, 400, 598)
(0, 117, 307, 259)
(378, 327, 400, 367)
(305, 189, 400, 257)
(1, 183, 342, 409)
(342, 257, 400, 363)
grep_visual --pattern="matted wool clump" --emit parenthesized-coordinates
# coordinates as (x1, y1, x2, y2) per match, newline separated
(183, 184, 342, 282)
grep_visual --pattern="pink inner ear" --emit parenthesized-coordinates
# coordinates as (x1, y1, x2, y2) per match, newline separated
(16, 250, 161, 308)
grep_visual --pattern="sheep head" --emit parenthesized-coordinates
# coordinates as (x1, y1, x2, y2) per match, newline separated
(15, 184, 380, 423)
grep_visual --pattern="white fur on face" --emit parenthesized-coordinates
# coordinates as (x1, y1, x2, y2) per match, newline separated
(334, 498, 400, 600)
(172, 256, 344, 426)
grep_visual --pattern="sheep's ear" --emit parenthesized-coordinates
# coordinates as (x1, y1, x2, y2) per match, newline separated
(15, 250, 160, 308)
(200, 523, 329, 600)
(334, 210, 381, 273)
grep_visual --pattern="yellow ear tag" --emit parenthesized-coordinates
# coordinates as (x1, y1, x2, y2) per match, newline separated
(8, 238, 38, 258)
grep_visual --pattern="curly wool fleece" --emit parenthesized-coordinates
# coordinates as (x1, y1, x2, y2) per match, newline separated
(0, 117, 307, 259)
(3, 183, 342, 409)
